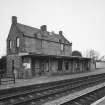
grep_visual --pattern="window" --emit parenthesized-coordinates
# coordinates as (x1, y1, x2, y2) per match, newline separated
(59, 39, 61, 43)
(9, 40, 12, 49)
(34, 33, 37, 38)
(16, 37, 19, 47)
(60, 43, 64, 51)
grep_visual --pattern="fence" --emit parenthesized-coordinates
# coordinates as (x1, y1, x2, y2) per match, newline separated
(0, 72, 15, 85)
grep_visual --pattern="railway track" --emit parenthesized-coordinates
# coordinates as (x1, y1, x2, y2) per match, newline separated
(61, 85, 105, 105)
(0, 73, 105, 105)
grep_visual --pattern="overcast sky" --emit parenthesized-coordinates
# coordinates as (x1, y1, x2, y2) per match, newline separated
(0, 0, 105, 57)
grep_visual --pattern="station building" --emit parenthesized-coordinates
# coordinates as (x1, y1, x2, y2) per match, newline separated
(7, 16, 92, 78)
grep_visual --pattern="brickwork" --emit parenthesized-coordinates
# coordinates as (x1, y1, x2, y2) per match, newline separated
(7, 25, 18, 54)
(7, 24, 25, 55)
(7, 54, 22, 78)
(25, 38, 40, 53)
(24, 37, 72, 56)
(42, 40, 61, 55)
(6, 16, 92, 79)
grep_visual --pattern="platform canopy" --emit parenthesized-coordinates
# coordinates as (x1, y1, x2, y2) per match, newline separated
(19, 52, 91, 61)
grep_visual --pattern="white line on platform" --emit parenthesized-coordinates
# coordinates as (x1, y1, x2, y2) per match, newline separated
(91, 96, 105, 105)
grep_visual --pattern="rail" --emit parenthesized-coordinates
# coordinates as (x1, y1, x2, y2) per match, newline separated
(0, 73, 105, 105)
(62, 86, 105, 105)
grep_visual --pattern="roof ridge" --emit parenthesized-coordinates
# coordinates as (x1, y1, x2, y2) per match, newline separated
(17, 23, 40, 30)
(16, 23, 71, 44)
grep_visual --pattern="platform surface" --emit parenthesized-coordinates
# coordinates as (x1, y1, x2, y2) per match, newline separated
(0, 69, 105, 90)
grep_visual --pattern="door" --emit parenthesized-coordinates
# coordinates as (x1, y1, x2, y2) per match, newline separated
(31, 59, 35, 76)
(58, 60, 62, 71)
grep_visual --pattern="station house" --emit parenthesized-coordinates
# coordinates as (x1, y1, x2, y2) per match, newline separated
(7, 16, 92, 78)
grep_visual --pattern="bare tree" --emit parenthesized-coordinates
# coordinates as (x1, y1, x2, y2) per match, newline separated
(85, 49, 100, 60)
(99, 55, 105, 61)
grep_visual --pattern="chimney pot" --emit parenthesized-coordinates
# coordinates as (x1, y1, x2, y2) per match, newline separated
(40, 25, 47, 31)
(59, 31, 63, 35)
(12, 16, 17, 24)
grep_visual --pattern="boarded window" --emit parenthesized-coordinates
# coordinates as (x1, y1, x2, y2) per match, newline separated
(60, 44, 64, 51)
(23, 63, 31, 69)
(9, 40, 12, 49)
(16, 37, 20, 47)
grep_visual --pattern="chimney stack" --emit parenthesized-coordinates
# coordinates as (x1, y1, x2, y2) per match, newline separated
(12, 16, 17, 24)
(40, 25, 47, 31)
(59, 31, 63, 35)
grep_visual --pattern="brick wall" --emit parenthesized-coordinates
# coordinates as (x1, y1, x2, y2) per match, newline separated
(7, 24, 25, 55)
(42, 40, 61, 55)
(25, 37, 42, 53)
(7, 54, 22, 78)
(7, 55, 33, 79)
(24, 37, 72, 56)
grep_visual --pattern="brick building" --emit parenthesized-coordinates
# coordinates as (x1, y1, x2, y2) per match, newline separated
(7, 16, 91, 78)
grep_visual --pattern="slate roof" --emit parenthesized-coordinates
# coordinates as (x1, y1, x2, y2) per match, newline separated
(17, 23, 40, 36)
(17, 23, 71, 44)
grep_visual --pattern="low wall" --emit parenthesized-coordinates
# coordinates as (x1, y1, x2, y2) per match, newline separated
(96, 61, 105, 69)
